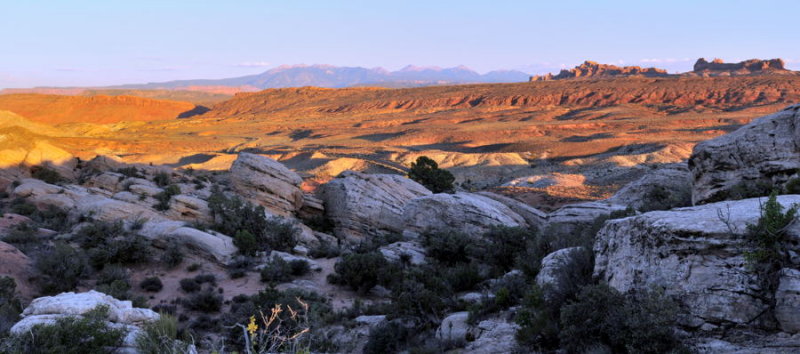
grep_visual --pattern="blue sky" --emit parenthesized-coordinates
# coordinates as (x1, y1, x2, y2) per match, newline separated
(1, 0, 799, 88)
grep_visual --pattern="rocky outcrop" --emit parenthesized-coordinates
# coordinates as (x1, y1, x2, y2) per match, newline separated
(608, 163, 691, 210)
(689, 105, 800, 204)
(475, 191, 547, 231)
(436, 312, 470, 342)
(230, 153, 304, 216)
(546, 200, 627, 233)
(530, 61, 669, 81)
(319, 171, 431, 241)
(692, 58, 790, 76)
(536, 247, 586, 293)
(167, 194, 212, 223)
(379, 241, 426, 265)
(12, 179, 235, 263)
(401, 192, 526, 238)
(775, 268, 800, 333)
(465, 319, 520, 354)
(594, 195, 800, 331)
(10, 291, 159, 350)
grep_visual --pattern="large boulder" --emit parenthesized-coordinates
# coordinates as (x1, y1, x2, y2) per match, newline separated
(10, 291, 159, 350)
(594, 195, 800, 330)
(465, 319, 520, 354)
(319, 171, 431, 241)
(535, 247, 586, 295)
(230, 153, 304, 216)
(401, 192, 527, 238)
(607, 163, 691, 211)
(689, 104, 800, 204)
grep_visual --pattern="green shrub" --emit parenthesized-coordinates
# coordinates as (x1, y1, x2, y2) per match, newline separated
(327, 252, 396, 293)
(388, 268, 452, 325)
(30, 165, 64, 184)
(745, 191, 797, 266)
(208, 188, 299, 252)
(9, 199, 37, 216)
(35, 242, 89, 295)
(639, 185, 692, 212)
(187, 263, 201, 272)
(289, 259, 311, 276)
(0, 276, 22, 335)
(194, 273, 216, 285)
(184, 289, 223, 313)
(153, 171, 171, 187)
(308, 240, 341, 258)
(140, 277, 163, 292)
(364, 321, 409, 354)
(421, 230, 478, 265)
(153, 184, 181, 211)
(559, 285, 681, 354)
(87, 234, 151, 268)
(75, 221, 150, 268)
(179, 278, 201, 293)
(744, 191, 798, 294)
(3, 223, 38, 245)
(116, 167, 144, 179)
(407, 156, 455, 193)
(160, 243, 184, 268)
(1, 306, 125, 354)
(233, 230, 258, 256)
(480, 226, 538, 274)
(260, 256, 292, 283)
(135, 314, 190, 354)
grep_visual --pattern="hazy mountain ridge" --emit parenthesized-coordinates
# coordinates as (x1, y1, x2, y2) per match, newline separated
(107, 64, 533, 90)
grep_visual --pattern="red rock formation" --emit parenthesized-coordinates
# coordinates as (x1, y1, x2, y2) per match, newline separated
(530, 61, 669, 81)
(691, 58, 790, 76)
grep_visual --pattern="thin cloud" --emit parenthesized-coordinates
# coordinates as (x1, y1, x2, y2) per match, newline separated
(235, 61, 272, 68)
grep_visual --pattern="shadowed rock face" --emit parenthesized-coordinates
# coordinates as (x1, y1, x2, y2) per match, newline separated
(689, 104, 800, 204)
(693, 58, 788, 75)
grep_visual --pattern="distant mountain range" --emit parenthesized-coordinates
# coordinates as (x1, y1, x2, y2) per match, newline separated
(106, 65, 532, 91)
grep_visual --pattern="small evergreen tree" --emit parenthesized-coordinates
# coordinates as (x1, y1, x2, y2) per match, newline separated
(407, 156, 455, 193)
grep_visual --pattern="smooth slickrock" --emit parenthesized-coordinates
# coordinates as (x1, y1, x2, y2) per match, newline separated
(319, 170, 431, 241)
(436, 312, 470, 342)
(402, 192, 526, 238)
(230, 153, 304, 216)
(167, 194, 212, 223)
(475, 191, 547, 231)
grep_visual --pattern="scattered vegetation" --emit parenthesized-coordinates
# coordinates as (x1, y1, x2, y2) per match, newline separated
(1, 306, 125, 354)
(140, 277, 164, 292)
(30, 165, 64, 185)
(407, 156, 455, 193)
(639, 184, 692, 212)
(208, 188, 299, 253)
(153, 184, 181, 211)
(35, 242, 90, 295)
(744, 191, 798, 298)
